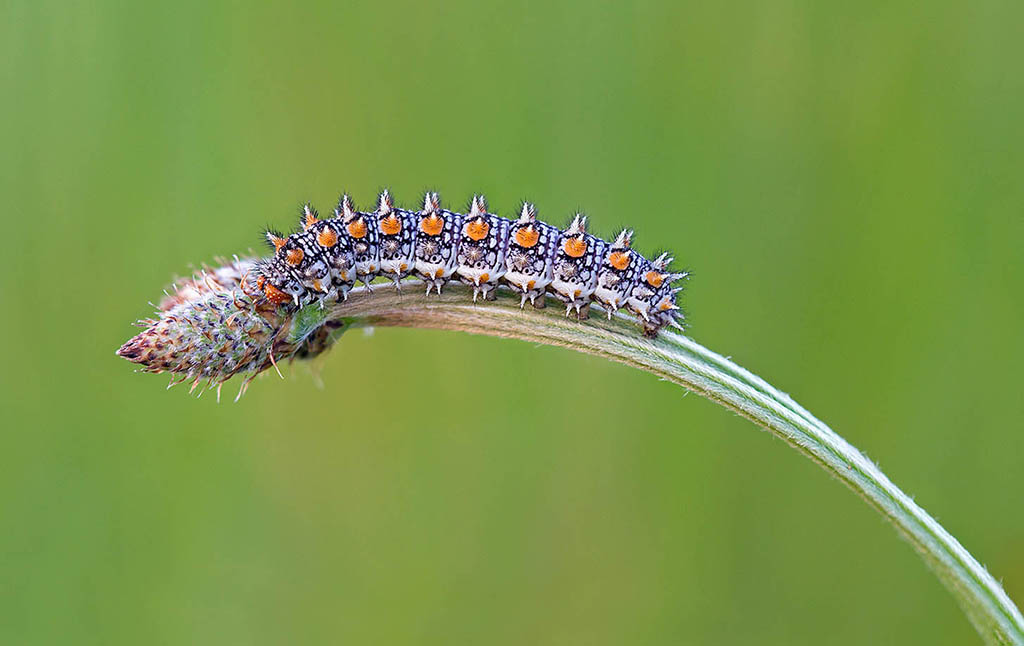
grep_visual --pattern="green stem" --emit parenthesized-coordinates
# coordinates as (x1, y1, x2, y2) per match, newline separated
(300, 282, 1024, 644)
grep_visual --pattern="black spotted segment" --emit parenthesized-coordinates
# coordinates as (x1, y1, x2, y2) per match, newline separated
(253, 190, 688, 337)
(504, 203, 559, 308)
(374, 189, 418, 288)
(550, 214, 608, 319)
(455, 196, 511, 301)
(414, 192, 463, 295)
(305, 205, 356, 300)
(336, 194, 379, 288)
(594, 229, 641, 318)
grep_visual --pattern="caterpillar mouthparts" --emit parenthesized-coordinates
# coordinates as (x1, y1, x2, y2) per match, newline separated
(117, 190, 690, 398)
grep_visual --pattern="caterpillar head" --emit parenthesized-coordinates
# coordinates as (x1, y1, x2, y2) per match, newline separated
(258, 234, 307, 305)
(252, 259, 303, 305)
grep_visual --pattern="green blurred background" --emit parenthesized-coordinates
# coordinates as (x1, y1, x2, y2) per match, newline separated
(2, 0, 1022, 643)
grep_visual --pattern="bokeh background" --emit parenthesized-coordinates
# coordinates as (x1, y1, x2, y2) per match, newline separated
(2, 0, 1022, 643)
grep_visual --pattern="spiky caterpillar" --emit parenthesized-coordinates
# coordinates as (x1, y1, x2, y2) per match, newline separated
(252, 190, 689, 337)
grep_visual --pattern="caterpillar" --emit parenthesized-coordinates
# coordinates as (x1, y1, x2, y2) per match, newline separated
(250, 190, 689, 337)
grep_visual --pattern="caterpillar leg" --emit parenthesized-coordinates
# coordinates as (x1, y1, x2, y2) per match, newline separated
(420, 276, 448, 295)
(562, 298, 591, 320)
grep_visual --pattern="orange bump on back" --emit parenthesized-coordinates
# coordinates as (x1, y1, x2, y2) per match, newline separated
(317, 227, 338, 248)
(466, 218, 490, 241)
(347, 218, 367, 239)
(304, 212, 318, 230)
(515, 227, 539, 248)
(380, 214, 402, 235)
(286, 248, 304, 266)
(563, 236, 587, 258)
(420, 214, 444, 236)
(645, 271, 664, 288)
(608, 251, 630, 270)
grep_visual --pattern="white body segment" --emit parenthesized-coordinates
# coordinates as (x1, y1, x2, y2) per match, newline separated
(503, 203, 559, 307)
(454, 197, 510, 301)
(413, 193, 462, 294)
(374, 190, 418, 288)
(549, 215, 608, 317)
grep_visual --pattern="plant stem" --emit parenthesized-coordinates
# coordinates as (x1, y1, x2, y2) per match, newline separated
(306, 281, 1024, 645)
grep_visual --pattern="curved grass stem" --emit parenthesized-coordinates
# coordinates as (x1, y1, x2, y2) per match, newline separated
(306, 281, 1024, 645)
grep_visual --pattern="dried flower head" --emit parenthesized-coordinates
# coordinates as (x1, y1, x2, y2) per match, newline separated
(116, 258, 333, 400)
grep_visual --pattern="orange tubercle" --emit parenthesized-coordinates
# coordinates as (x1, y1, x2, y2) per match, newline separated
(304, 212, 318, 229)
(479, 273, 490, 283)
(420, 214, 444, 236)
(380, 214, 402, 235)
(466, 218, 490, 241)
(317, 227, 338, 248)
(608, 250, 630, 270)
(514, 227, 539, 248)
(286, 248, 304, 266)
(434, 268, 444, 278)
(563, 236, 587, 258)
(347, 218, 368, 239)
(645, 271, 664, 288)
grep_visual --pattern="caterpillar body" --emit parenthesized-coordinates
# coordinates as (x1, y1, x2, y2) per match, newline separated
(251, 190, 689, 337)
